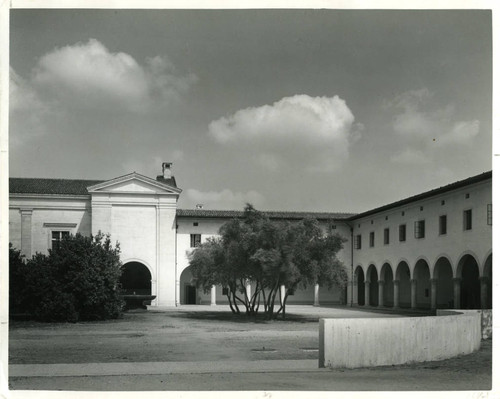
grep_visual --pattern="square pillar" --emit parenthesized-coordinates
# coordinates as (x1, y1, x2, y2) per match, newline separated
(364, 281, 371, 306)
(378, 280, 384, 307)
(314, 283, 320, 306)
(393, 280, 400, 308)
(211, 285, 217, 306)
(430, 278, 437, 310)
(410, 279, 417, 309)
(480, 276, 489, 309)
(453, 278, 461, 309)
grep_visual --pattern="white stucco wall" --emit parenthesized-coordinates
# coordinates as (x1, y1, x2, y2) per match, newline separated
(351, 179, 492, 280)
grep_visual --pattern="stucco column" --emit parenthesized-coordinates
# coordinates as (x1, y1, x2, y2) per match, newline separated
(352, 279, 358, 305)
(175, 279, 180, 306)
(378, 280, 384, 307)
(453, 278, 461, 309)
(430, 278, 437, 310)
(364, 281, 371, 306)
(314, 283, 320, 306)
(20, 208, 33, 258)
(393, 280, 400, 308)
(480, 276, 489, 309)
(211, 285, 217, 306)
(410, 279, 417, 309)
(151, 279, 158, 306)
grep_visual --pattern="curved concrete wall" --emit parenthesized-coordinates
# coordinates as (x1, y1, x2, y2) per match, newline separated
(319, 311, 481, 369)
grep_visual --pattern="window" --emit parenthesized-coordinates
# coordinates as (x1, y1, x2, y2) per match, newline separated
(487, 204, 492, 225)
(420, 206, 424, 211)
(414, 220, 425, 239)
(355, 234, 362, 249)
(441, 200, 445, 205)
(190, 234, 201, 247)
(465, 193, 470, 199)
(384, 228, 389, 245)
(193, 222, 199, 226)
(222, 287, 229, 296)
(439, 215, 447, 235)
(463, 209, 472, 231)
(369, 232, 375, 247)
(51, 231, 69, 249)
(399, 224, 406, 242)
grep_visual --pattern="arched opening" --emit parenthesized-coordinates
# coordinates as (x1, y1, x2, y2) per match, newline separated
(414, 259, 431, 309)
(381, 263, 394, 307)
(396, 261, 411, 308)
(180, 267, 198, 305)
(458, 254, 480, 309)
(355, 266, 365, 306)
(484, 254, 492, 309)
(434, 257, 454, 308)
(120, 261, 152, 295)
(367, 264, 378, 306)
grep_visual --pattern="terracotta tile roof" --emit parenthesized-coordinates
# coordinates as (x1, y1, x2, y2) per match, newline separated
(9, 178, 105, 195)
(176, 209, 355, 221)
(10, 176, 178, 195)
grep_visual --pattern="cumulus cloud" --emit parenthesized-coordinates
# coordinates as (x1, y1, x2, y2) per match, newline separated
(10, 68, 53, 146)
(186, 188, 265, 210)
(208, 95, 362, 172)
(388, 88, 479, 146)
(387, 88, 480, 163)
(30, 39, 197, 112)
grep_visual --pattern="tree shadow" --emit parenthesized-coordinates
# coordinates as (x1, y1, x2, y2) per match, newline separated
(169, 310, 319, 324)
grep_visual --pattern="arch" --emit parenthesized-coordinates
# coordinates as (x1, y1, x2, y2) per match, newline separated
(455, 250, 480, 278)
(367, 264, 379, 306)
(411, 256, 431, 279)
(458, 254, 480, 309)
(354, 265, 365, 306)
(121, 258, 154, 278)
(431, 253, 453, 278)
(433, 256, 454, 309)
(414, 259, 431, 309)
(121, 261, 152, 295)
(483, 253, 492, 309)
(180, 266, 198, 305)
(395, 261, 411, 308)
(380, 262, 394, 307)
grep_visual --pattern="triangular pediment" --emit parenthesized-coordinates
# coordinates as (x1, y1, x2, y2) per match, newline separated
(87, 172, 182, 195)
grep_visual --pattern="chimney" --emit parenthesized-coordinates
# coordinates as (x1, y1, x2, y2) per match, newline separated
(162, 162, 172, 179)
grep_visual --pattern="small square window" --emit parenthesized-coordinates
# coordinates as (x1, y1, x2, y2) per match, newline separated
(331, 224, 337, 230)
(465, 193, 470, 199)
(420, 206, 424, 211)
(193, 222, 199, 226)
(441, 200, 445, 205)
(51, 231, 70, 249)
(401, 211, 405, 216)
(385, 216, 388, 221)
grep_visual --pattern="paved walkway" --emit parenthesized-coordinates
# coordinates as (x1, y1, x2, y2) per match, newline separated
(10, 359, 322, 377)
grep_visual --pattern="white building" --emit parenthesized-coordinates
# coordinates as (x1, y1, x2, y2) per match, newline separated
(9, 163, 492, 310)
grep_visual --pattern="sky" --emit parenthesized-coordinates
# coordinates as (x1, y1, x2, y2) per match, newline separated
(9, 9, 492, 213)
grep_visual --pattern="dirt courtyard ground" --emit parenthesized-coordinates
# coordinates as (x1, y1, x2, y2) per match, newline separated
(8, 305, 493, 392)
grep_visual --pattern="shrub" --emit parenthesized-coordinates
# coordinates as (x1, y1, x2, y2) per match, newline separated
(9, 232, 124, 322)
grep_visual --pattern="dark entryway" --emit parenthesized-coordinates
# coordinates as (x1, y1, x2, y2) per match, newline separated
(185, 285, 197, 304)
(120, 262, 152, 295)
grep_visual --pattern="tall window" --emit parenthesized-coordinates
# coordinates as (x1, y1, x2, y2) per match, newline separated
(369, 232, 375, 247)
(439, 215, 447, 235)
(487, 204, 492, 225)
(190, 234, 201, 248)
(51, 231, 70, 249)
(414, 220, 425, 239)
(463, 209, 472, 230)
(355, 234, 362, 249)
(399, 224, 406, 242)
(384, 228, 389, 245)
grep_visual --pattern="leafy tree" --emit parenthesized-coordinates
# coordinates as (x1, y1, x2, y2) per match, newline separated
(9, 232, 124, 322)
(189, 205, 347, 319)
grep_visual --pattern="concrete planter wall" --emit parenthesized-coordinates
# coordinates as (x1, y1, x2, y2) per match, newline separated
(437, 309, 492, 340)
(319, 311, 481, 369)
